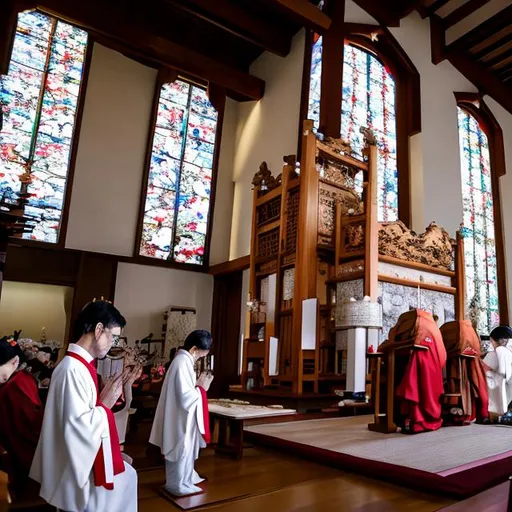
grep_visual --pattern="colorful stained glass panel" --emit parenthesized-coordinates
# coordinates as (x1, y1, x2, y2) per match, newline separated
(457, 107, 499, 334)
(140, 80, 218, 265)
(0, 11, 88, 243)
(341, 44, 398, 222)
(307, 35, 322, 131)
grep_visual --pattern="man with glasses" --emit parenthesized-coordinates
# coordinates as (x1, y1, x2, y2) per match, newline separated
(30, 300, 138, 512)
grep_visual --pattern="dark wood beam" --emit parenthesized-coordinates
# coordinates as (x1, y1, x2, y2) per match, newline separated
(24, 0, 265, 101)
(447, 51, 512, 115)
(442, 0, 490, 29)
(352, 0, 402, 26)
(164, 0, 291, 57)
(473, 31, 512, 61)
(448, 5, 512, 53)
(319, 0, 345, 137)
(426, 0, 452, 16)
(270, 0, 332, 32)
(484, 47, 512, 70)
(430, 14, 446, 65)
(0, 0, 18, 75)
(209, 255, 250, 276)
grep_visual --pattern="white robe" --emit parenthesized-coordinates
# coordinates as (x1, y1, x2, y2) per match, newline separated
(30, 344, 137, 512)
(484, 346, 512, 415)
(149, 350, 205, 495)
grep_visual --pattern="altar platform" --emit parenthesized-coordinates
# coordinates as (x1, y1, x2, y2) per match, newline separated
(245, 415, 512, 498)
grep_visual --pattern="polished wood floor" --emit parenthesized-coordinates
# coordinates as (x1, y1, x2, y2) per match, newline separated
(137, 447, 455, 512)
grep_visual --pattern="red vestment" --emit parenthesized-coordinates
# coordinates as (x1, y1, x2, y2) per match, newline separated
(441, 320, 489, 424)
(0, 371, 43, 483)
(393, 310, 447, 433)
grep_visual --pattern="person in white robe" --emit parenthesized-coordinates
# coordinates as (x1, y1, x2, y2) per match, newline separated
(150, 330, 213, 497)
(30, 300, 138, 512)
(483, 325, 512, 420)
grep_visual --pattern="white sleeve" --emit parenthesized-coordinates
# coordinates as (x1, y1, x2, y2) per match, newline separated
(60, 367, 109, 487)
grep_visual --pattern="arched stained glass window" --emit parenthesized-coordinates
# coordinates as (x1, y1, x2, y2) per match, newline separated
(139, 79, 219, 266)
(457, 107, 499, 334)
(306, 39, 398, 222)
(0, 11, 88, 243)
(341, 45, 397, 222)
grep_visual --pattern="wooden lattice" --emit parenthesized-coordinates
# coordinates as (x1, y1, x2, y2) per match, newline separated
(258, 227, 279, 259)
(257, 196, 281, 226)
(285, 189, 300, 253)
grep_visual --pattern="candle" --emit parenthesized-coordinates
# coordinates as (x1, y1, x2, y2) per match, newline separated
(210, 355, 214, 371)
(417, 285, 421, 310)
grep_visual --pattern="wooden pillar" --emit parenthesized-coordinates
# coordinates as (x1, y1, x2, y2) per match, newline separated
(455, 232, 466, 321)
(292, 120, 319, 394)
(364, 144, 379, 300)
(70, 253, 118, 343)
(319, 0, 346, 138)
(0, 0, 17, 75)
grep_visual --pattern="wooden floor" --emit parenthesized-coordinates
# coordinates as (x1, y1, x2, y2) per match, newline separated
(137, 447, 456, 512)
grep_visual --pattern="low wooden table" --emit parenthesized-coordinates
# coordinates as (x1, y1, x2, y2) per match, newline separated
(209, 404, 297, 459)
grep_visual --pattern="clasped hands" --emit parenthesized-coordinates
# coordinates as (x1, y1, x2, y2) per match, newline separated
(100, 364, 143, 409)
(197, 372, 214, 392)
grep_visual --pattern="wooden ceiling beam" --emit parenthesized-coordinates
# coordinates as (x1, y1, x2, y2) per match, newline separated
(442, 0, 490, 30)
(446, 50, 512, 115)
(268, 0, 332, 32)
(426, 0, 452, 16)
(484, 46, 512, 70)
(351, 0, 403, 26)
(472, 30, 512, 60)
(448, 5, 512, 53)
(23, 0, 265, 101)
(164, 0, 291, 57)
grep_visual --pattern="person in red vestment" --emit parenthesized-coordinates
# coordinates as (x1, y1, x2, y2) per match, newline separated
(440, 320, 489, 425)
(0, 336, 44, 486)
(381, 310, 447, 434)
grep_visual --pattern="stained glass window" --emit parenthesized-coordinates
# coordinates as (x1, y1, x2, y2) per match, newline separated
(307, 40, 398, 222)
(139, 79, 218, 266)
(0, 11, 88, 243)
(457, 107, 499, 334)
(307, 34, 322, 131)
(341, 45, 397, 222)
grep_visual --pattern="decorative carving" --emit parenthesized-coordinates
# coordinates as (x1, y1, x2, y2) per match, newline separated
(360, 126, 377, 146)
(336, 260, 365, 278)
(318, 183, 363, 246)
(323, 136, 352, 155)
(252, 162, 282, 194)
(378, 221, 455, 271)
(256, 196, 281, 226)
(257, 227, 279, 259)
(285, 188, 300, 252)
(346, 223, 365, 250)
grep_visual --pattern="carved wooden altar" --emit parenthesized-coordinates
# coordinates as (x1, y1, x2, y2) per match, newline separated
(241, 119, 466, 400)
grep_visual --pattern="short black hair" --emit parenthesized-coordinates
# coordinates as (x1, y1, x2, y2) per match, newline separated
(183, 330, 212, 351)
(490, 325, 512, 343)
(0, 337, 23, 366)
(73, 301, 126, 342)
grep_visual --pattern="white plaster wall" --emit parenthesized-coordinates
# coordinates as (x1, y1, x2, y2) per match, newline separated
(114, 262, 213, 343)
(65, 43, 157, 256)
(209, 98, 238, 265)
(388, 12, 477, 236)
(0, 282, 73, 342)
(229, 30, 305, 259)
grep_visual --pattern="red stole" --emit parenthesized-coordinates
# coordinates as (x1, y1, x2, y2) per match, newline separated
(197, 386, 211, 443)
(66, 351, 125, 489)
